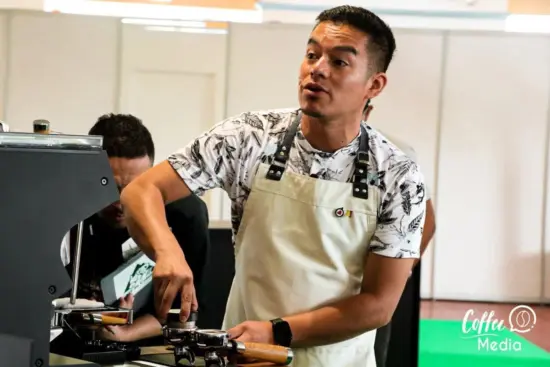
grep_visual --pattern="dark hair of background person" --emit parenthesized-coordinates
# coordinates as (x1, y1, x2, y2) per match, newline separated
(89, 113, 155, 161)
(315, 5, 397, 73)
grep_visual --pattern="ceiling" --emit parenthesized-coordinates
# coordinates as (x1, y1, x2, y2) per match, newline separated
(0, 0, 549, 33)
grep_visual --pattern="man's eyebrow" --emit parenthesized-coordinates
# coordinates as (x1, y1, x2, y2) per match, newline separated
(307, 38, 358, 56)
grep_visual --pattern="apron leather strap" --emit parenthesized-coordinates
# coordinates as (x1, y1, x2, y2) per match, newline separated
(352, 124, 370, 199)
(265, 110, 371, 200)
(266, 110, 301, 181)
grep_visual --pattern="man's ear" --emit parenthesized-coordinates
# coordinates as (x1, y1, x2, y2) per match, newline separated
(367, 72, 388, 100)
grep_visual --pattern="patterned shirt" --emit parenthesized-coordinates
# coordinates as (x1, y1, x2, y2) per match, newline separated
(168, 108, 426, 259)
(376, 130, 432, 201)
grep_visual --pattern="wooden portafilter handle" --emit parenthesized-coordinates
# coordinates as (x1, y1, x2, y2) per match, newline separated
(100, 315, 129, 325)
(233, 341, 293, 365)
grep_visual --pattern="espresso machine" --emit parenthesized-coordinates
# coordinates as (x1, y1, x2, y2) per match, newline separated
(0, 131, 120, 367)
(0, 130, 295, 367)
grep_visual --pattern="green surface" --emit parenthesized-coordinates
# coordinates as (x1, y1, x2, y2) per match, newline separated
(419, 319, 550, 367)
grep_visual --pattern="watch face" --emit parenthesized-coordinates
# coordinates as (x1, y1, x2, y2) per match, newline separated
(272, 319, 292, 347)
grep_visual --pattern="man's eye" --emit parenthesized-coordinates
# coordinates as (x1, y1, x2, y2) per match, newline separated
(306, 52, 317, 59)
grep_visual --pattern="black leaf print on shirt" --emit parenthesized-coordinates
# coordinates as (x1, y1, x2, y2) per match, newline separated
(267, 112, 286, 131)
(412, 183, 425, 205)
(242, 133, 251, 149)
(400, 182, 412, 215)
(370, 235, 393, 250)
(225, 144, 236, 161)
(190, 170, 202, 179)
(369, 244, 387, 252)
(407, 212, 424, 233)
(213, 140, 224, 155)
(242, 146, 254, 162)
(190, 139, 207, 170)
(244, 113, 264, 130)
(374, 170, 387, 191)
(378, 210, 397, 225)
(251, 131, 262, 147)
(239, 128, 246, 145)
(394, 160, 412, 182)
(213, 155, 223, 175)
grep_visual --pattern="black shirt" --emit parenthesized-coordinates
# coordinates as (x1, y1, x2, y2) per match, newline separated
(66, 194, 210, 316)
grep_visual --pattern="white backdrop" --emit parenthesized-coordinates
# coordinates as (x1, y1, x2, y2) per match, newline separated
(1, 10, 550, 304)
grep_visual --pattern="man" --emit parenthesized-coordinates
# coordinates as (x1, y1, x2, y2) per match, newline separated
(62, 113, 210, 342)
(363, 100, 436, 367)
(121, 6, 426, 366)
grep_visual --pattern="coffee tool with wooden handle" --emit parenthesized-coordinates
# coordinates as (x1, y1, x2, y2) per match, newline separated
(163, 311, 293, 367)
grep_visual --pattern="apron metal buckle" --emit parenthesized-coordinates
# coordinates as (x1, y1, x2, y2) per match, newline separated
(353, 180, 369, 199)
(266, 159, 286, 181)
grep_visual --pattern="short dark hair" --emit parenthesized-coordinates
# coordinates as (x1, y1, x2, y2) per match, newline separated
(315, 5, 396, 73)
(89, 113, 155, 161)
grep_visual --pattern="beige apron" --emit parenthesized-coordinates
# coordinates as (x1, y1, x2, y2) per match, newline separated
(222, 113, 380, 367)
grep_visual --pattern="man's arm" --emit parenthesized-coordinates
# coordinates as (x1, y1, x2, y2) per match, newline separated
(120, 116, 245, 321)
(102, 314, 163, 342)
(99, 295, 162, 342)
(414, 198, 435, 268)
(280, 163, 426, 347)
(121, 162, 192, 261)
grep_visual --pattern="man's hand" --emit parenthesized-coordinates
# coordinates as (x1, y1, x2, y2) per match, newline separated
(119, 293, 134, 309)
(153, 251, 197, 323)
(227, 321, 274, 345)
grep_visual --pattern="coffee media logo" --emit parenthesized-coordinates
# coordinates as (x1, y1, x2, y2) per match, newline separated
(461, 305, 537, 352)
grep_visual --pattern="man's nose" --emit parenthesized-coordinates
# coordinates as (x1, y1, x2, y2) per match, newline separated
(310, 57, 329, 78)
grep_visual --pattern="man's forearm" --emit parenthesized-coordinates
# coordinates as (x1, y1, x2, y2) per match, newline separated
(122, 314, 163, 342)
(283, 293, 390, 348)
(121, 182, 181, 261)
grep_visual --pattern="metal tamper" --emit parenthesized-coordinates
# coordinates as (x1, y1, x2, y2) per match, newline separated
(166, 309, 199, 330)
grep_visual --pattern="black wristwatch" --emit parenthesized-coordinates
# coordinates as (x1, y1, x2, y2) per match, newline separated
(270, 318, 292, 347)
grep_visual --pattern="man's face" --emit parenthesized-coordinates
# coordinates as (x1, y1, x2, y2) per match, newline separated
(298, 21, 384, 120)
(98, 156, 152, 228)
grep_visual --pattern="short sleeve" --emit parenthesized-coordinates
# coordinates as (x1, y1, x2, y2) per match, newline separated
(389, 141, 432, 201)
(167, 115, 245, 197)
(369, 160, 427, 259)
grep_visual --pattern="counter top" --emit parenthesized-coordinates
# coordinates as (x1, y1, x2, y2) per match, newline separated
(51, 347, 284, 367)
(209, 220, 232, 229)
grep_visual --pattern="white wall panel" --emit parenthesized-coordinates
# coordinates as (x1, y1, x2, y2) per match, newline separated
(434, 31, 550, 303)
(118, 25, 228, 221)
(368, 29, 445, 299)
(5, 11, 119, 134)
(226, 22, 309, 116)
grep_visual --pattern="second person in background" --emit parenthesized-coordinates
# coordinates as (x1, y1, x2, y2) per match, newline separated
(61, 113, 212, 342)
